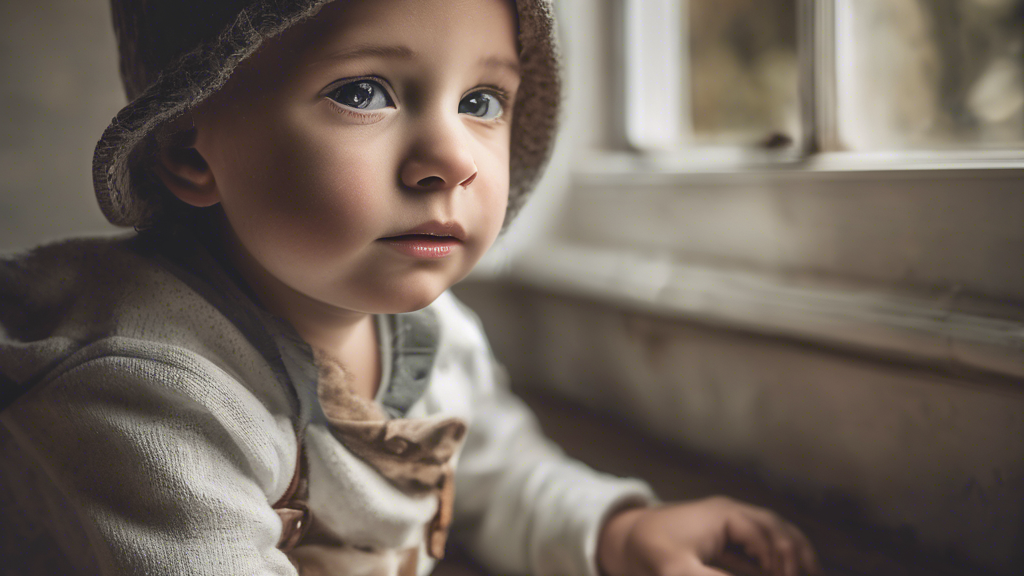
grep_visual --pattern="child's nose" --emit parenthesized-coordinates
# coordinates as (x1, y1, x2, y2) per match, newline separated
(399, 117, 478, 191)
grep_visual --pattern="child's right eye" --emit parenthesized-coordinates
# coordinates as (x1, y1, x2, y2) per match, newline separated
(325, 80, 395, 110)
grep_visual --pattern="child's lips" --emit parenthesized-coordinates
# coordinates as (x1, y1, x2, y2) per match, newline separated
(377, 221, 467, 259)
(379, 235, 461, 259)
(384, 221, 467, 241)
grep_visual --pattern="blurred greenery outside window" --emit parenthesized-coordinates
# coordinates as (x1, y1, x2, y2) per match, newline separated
(623, 0, 1024, 158)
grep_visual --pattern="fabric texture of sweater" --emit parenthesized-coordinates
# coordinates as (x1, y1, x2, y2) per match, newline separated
(0, 232, 654, 576)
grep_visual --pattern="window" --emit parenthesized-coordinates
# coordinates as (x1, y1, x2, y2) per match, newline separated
(833, 0, 1024, 151)
(623, 0, 1024, 160)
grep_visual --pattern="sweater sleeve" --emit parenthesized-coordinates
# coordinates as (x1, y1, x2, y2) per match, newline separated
(440, 296, 657, 576)
(1, 349, 299, 576)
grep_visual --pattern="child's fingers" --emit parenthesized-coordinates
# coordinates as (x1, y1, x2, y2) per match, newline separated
(768, 519, 817, 576)
(732, 506, 805, 576)
(779, 521, 820, 575)
(723, 512, 775, 572)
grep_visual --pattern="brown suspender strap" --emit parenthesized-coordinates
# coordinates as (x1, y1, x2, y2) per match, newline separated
(272, 441, 311, 552)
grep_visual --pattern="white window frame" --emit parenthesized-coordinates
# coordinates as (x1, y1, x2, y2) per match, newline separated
(618, 0, 1024, 170)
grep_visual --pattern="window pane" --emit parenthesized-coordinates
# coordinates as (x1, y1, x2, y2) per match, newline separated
(835, 0, 1024, 151)
(688, 0, 800, 146)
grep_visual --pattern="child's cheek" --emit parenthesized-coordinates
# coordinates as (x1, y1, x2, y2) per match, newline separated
(219, 119, 389, 278)
(471, 136, 512, 241)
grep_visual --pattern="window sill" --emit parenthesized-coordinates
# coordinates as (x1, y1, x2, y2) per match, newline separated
(546, 160, 1023, 302)
(505, 239, 1024, 382)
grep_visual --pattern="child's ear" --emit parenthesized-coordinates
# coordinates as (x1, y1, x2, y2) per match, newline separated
(151, 115, 220, 208)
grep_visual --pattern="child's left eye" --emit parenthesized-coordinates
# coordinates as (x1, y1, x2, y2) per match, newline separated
(459, 91, 503, 120)
(326, 80, 395, 111)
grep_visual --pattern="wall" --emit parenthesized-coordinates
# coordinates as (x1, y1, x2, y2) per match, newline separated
(1, 0, 122, 252)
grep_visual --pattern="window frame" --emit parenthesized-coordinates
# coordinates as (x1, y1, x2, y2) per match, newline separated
(618, 0, 1024, 168)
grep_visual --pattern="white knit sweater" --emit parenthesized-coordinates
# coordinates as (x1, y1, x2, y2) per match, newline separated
(0, 234, 654, 576)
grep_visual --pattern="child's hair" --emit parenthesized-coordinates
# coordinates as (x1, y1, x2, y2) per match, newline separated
(95, 0, 562, 234)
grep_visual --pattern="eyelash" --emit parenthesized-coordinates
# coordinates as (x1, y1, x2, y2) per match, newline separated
(473, 85, 513, 117)
(322, 77, 514, 122)
(474, 85, 509, 103)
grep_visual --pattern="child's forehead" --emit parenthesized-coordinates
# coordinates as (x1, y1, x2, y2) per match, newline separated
(286, 0, 519, 54)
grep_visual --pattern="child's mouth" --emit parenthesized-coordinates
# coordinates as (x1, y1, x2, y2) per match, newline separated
(379, 234, 462, 259)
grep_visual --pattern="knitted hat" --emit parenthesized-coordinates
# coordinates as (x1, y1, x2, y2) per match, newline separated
(93, 0, 560, 230)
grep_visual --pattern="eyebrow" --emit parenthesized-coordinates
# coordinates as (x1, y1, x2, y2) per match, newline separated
(308, 44, 415, 66)
(479, 55, 521, 76)
(319, 44, 415, 62)
(308, 44, 521, 75)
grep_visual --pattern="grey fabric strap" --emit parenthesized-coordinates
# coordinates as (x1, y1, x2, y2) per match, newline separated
(380, 310, 440, 419)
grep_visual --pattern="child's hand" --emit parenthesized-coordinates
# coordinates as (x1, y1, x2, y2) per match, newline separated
(597, 496, 820, 576)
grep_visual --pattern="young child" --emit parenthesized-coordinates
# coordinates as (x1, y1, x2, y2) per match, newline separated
(0, 0, 819, 575)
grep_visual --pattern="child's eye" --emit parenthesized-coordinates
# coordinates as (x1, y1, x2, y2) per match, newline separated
(326, 80, 394, 110)
(459, 91, 504, 120)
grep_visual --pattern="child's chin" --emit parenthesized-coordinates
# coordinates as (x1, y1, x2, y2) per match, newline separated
(382, 296, 440, 314)
(356, 286, 449, 315)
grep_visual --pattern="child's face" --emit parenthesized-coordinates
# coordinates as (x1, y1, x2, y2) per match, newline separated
(188, 0, 520, 315)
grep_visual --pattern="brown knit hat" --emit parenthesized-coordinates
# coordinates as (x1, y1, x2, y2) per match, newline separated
(94, 0, 560, 230)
